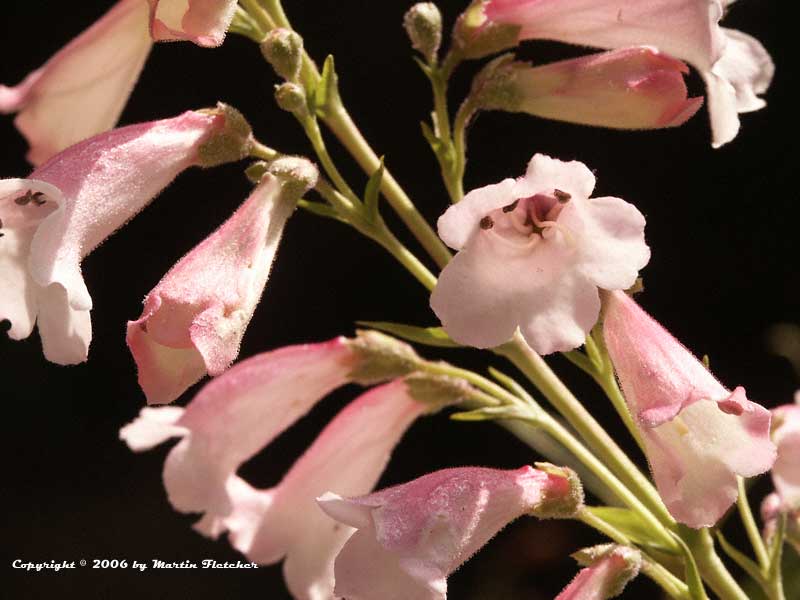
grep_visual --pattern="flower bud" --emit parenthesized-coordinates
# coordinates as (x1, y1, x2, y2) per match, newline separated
(453, 0, 520, 60)
(274, 82, 308, 116)
(260, 28, 304, 82)
(404, 372, 470, 410)
(403, 3, 442, 63)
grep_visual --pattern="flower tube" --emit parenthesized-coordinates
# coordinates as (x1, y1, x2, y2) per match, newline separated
(0, 0, 152, 164)
(318, 464, 582, 600)
(603, 290, 776, 527)
(0, 106, 251, 364)
(127, 157, 317, 405)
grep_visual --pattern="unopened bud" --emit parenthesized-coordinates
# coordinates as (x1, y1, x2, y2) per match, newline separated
(267, 156, 319, 195)
(570, 545, 642, 597)
(453, 0, 520, 59)
(530, 463, 584, 519)
(275, 82, 308, 116)
(261, 28, 304, 82)
(347, 330, 421, 385)
(197, 103, 253, 167)
(468, 54, 523, 111)
(403, 3, 442, 63)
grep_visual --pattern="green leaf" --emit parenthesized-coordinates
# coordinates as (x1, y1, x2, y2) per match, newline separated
(671, 533, 710, 600)
(357, 321, 460, 348)
(363, 157, 385, 222)
(298, 199, 345, 223)
(312, 55, 340, 118)
(412, 56, 433, 79)
(585, 507, 678, 553)
(716, 531, 766, 585)
(420, 121, 442, 153)
(450, 406, 515, 422)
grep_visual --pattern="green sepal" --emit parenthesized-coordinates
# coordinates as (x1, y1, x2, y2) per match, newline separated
(585, 507, 679, 554)
(357, 321, 460, 348)
(311, 55, 340, 119)
(245, 161, 269, 184)
(363, 157, 385, 222)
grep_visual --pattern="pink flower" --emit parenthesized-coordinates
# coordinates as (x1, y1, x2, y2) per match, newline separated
(430, 154, 649, 353)
(479, 47, 702, 130)
(768, 394, 800, 510)
(127, 158, 317, 405)
(121, 336, 437, 599)
(148, 0, 239, 47)
(603, 290, 776, 528)
(556, 544, 641, 600)
(483, 0, 773, 147)
(0, 0, 152, 165)
(761, 492, 800, 554)
(0, 108, 249, 365)
(318, 465, 581, 600)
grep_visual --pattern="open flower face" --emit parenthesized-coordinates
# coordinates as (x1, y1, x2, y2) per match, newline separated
(431, 154, 649, 354)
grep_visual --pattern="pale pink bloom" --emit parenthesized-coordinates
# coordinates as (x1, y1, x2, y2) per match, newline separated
(127, 159, 317, 405)
(121, 339, 431, 599)
(0, 110, 237, 365)
(484, 0, 773, 147)
(482, 47, 702, 129)
(761, 492, 800, 554)
(148, 0, 238, 47)
(120, 338, 357, 518)
(209, 381, 426, 600)
(603, 290, 776, 528)
(318, 465, 580, 600)
(556, 544, 641, 600)
(430, 154, 649, 353)
(768, 394, 800, 510)
(0, 0, 152, 165)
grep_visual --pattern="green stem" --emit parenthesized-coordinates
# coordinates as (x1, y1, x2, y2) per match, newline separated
(324, 105, 452, 268)
(240, 0, 275, 32)
(737, 476, 771, 569)
(498, 334, 676, 528)
(302, 115, 360, 204)
(683, 528, 750, 600)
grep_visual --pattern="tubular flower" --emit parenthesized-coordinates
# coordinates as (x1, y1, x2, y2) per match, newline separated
(0, 108, 248, 365)
(430, 154, 649, 354)
(0, 0, 152, 165)
(603, 290, 776, 528)
(483, 0, 773, 147)
(147, 0, 239, 47)
(127, 158, 317, 405)
(768, 394, 800, 510)
(556, 544, 641, 600)
(317, 465, 582, 600)
(121, 335, 444, 599)
(477, 47, 703, 130)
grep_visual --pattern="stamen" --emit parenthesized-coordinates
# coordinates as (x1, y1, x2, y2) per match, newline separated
(480, 216, 494, 230)
(553, 189, 571, 203)
(32, 192, 47, 206)
(14, 191, 33, 206)
(502, 200, 518, 213)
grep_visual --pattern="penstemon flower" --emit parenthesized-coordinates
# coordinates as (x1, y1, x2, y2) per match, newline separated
(767, 393, 800, 510)
(317, 464, 583, 600)
(556, 544, 642, 600)
(603, 290, 776, 528)
(0, 107, 251, 364)
(127, 157, 317, 405)
(121, 333, 453, 598)
(430, 153, 649, 353)
(0, 0, 152, 165)
(475, 47, 703, 130)
(481, 0, 773, 147)
(147, 0, 239, 46)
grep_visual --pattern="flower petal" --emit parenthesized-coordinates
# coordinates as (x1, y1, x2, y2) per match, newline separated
(556, 545, 641, 600)
(148, 0, 238, 47)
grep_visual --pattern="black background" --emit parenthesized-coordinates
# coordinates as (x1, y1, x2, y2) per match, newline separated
(1, 1, 797, 598)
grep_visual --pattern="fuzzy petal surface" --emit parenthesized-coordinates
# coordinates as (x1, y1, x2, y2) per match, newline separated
(148, 0, 238, 47)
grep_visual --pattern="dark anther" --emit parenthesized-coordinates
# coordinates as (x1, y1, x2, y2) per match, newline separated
(502, 200, 518, 213)
(32, 192, 46, 206)
(14, 191, 33, 205)
(480, 216, 494, 230)
(0, 217, 4, 228)
(0, 232, 4, 238)
(139, 322, 148, 333)
(553, 189, 571, 203)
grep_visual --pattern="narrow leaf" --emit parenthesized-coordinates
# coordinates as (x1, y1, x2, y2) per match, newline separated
(420, 121, 442, 152)
(357, 321, 460, 348)
(298, 199, 345, 222)
(585, 507, 678, 553)
(314, 55, 340, 118)
(671, 533, 710, 600)
(363, 157, 385, 221)
(716, 531, 766, 585)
